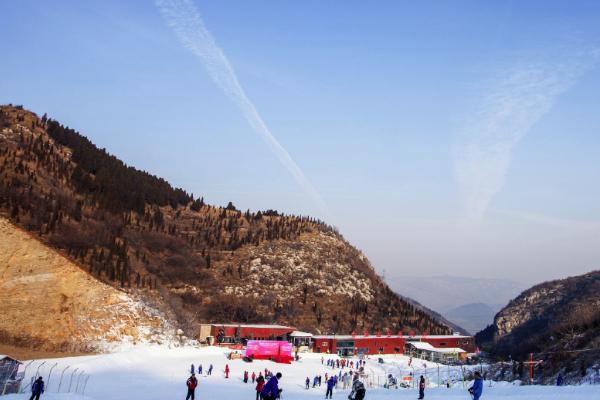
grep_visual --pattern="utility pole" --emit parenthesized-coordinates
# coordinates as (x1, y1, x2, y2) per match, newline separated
(529, 353, 534, 385)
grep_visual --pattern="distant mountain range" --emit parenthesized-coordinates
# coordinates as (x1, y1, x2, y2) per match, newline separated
(387, 275, 527, 334)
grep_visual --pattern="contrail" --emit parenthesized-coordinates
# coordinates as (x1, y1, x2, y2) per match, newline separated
(156, 0, 328, 215)
(453, 46, 599, 225)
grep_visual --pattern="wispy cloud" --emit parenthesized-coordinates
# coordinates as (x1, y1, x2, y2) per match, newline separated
(156, 0, 328, 215)
(453, 47, 599, 225)
(496, 209, 600, 232)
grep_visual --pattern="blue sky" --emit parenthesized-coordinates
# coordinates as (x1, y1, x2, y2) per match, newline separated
(2, 0, 600, 284)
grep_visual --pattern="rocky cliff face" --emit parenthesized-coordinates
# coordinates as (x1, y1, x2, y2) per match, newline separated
(0, 104, 451, 349)
(476, 271, 600, 382)
(0, 216, 174, 353)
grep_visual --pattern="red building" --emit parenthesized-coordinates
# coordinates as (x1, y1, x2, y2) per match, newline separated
(199, 323, 295, 344)
(312, 335, 405, 356)
(312, 334, 475, 355)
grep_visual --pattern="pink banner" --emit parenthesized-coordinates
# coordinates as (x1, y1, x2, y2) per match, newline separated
(245, 340, 292, 361)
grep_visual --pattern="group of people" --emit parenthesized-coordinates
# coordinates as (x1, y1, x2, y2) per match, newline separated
(306, 372, 366, 400)
(415, 371, 483, 400)
(255, 372, 283, 400)
(183, 361, 485, 400)
(306, 369, 362, 391)
(189, 363, 213, 376)
(321, 357, 367, 370)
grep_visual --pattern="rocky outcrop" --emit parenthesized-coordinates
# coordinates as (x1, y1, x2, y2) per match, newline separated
(476, 271, 600, 382)
(0, 216, 174, 352)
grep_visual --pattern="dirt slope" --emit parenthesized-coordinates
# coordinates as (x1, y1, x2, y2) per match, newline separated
(0, 216, 173, 353)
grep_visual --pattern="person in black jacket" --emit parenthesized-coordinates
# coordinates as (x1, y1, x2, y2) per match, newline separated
(29, 377, 44, 400)
(418, 375, 425, 399)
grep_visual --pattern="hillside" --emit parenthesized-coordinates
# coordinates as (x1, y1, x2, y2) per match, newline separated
(0, 104, 451, 350)
(476, 270, 600, 382)
(0, 216, 173, 353)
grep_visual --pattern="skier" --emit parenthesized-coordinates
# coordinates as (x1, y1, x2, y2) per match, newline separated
(326, 376, 335, 399)
(418, 375, 425, 399)
(185, 373, 198, 400)
(208, 364, 213, 376)
(199, 364, 203, 375)
(255, 374, 265, 400)
(261, 372, 282, 400)
(318, 375, 322, 386)
(348, 375, 366, 400)
(191, 364, 195, 375)
(225, 364, 230, 379)
(29, 376, 44, 400)
(306, 376, 310, 389)
(313, 375, 318, 388)
(556, 373, 563, 386)
(252, 371, 256, 383)
(321, 356, 324, 365)
(468, 371, 483, 400)
(244, 371, 249, 383)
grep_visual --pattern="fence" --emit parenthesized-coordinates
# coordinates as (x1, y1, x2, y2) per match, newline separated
(0, 359, 90, 396)
(361, 363, 481, 391)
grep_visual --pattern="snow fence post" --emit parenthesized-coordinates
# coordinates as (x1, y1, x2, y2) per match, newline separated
(57, 366, 70, 393)
(19, 360, 35, 393)
(68, 368, 79, 392)
(75, 371, 85, 393)
(34, 361, 46, 381)
(46, 363, 58, 392)
(81, 375, 90, 396)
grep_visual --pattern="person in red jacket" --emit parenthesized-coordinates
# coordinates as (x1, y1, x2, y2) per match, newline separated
(244, 371, 249, 383)
(252, 371, 256, 383)
(225, 364, 230, 379)
(255, 374, 265, 400)
(186, 373, 198, 400)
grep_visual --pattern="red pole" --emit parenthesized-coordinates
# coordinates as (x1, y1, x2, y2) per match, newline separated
(529, 353, 533, 385)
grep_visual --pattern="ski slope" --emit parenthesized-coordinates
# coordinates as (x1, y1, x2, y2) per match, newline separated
(5, 345, 600, 400)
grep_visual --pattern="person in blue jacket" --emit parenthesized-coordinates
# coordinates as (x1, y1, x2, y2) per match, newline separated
(261, 372, 282, 400)
(29, 377, 44, 400)
(468, 371, 483, 400)
(556, 373, 563, 386)
(325, 376, 335, 399)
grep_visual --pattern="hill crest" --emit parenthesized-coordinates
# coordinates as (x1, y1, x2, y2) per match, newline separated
(0, 104, 451, 350)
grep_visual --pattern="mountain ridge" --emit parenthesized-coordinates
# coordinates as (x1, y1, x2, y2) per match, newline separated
(476, 270, 600, 383)
(0, 104, 451, 351)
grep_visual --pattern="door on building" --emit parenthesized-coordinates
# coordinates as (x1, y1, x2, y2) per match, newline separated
(336, 340, 356, 356)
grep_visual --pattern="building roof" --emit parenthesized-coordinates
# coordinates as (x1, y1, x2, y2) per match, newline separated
(406, 341, 436, 351)
(210, 323, 295, 330)
(290, 331, 313, 337)
(406, 335, 471, 339)
(406, 342, 466, 354)
(0, 355, 21, 363)
(313, 335, 405, 340)
(312, 334, 471, 340)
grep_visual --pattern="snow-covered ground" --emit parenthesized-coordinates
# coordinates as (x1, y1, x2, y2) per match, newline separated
(5, 345, 600, 400)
